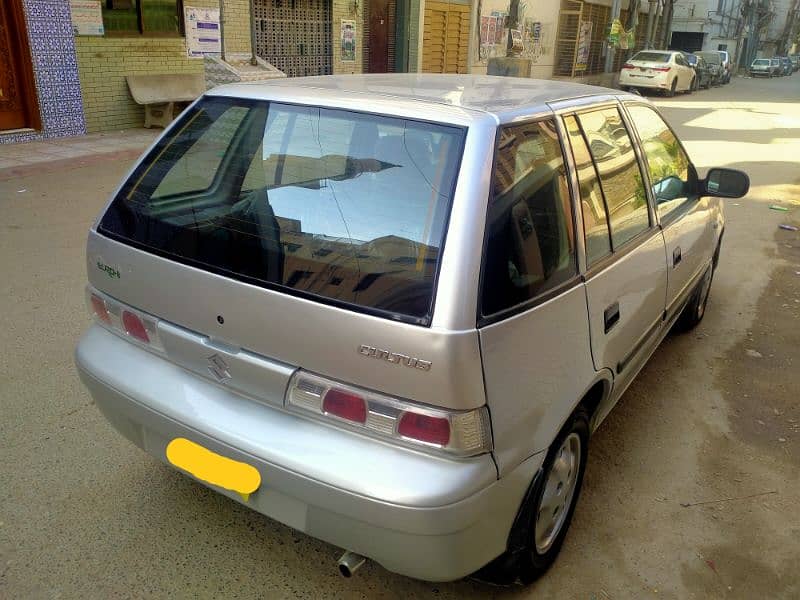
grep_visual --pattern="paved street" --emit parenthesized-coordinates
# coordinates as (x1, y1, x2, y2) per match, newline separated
(1, 75, 798, 599)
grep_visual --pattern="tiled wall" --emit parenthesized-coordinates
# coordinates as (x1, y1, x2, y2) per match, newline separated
(0, 0, 86, 144)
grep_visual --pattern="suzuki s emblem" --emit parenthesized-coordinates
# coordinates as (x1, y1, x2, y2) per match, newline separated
(207, 354, 232, 383)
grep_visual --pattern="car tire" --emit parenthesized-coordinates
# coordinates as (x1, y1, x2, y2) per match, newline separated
(666, 78, 677, 97)
(674, 263, 714, 332)
(688, 77, 696, 93)
(472, 407, 590, 586)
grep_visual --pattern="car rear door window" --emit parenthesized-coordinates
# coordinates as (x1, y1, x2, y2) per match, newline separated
(563, 115, 612, 265)
(576, 107, 650, 248)
(481, 119, 576, 317)
(626, 105, 694, 222)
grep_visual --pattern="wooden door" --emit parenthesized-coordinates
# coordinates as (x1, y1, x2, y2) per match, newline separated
(369, 0, 390, 72)
(0, 0, 39, 131)
(422, 1, 470, 74)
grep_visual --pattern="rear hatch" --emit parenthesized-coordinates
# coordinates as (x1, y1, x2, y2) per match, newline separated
(87, 94, 487, 415)
(623, 51, 673, 79)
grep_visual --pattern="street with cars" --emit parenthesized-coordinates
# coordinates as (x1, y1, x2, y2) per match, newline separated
(621, 48, 799, 96)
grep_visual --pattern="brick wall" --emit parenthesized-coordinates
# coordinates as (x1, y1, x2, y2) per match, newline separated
(332, 0, 364, 74)
(75, 0, 252, 133)
(220, 0, 252, 54)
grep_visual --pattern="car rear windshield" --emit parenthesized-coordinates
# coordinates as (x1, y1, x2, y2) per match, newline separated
(753, 59, 770, 65)
(98, 96, 465, 325)
(632, 52, 670, 63)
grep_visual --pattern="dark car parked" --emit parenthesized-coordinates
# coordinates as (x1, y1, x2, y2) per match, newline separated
(770, 58, 783, 77)
(777, 56, 793, 76)
(684, 53, 713, 89)
(695, 51, 723, 85)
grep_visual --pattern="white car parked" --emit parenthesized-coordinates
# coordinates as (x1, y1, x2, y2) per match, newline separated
(620, 50, 696, 96)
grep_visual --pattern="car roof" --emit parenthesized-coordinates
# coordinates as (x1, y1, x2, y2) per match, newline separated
(206, 74, 637, 125)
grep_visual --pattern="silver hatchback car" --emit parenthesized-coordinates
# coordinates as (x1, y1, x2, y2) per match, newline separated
(76, 75, 749, 584)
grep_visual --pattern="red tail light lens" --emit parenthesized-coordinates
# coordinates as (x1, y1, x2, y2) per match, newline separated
(323, 389, 367, 423)
(398, 412, 451, 446)
(90, 294, 111, 324)
(622, 63, 635, 69)
(122, 310, 150, 343)
(653, 67, 671, 72)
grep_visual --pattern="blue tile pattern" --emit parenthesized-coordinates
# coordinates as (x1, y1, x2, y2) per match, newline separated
(0, 0, 86, 143)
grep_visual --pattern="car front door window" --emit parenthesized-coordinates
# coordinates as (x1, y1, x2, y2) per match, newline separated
(626, 105, 693, 222)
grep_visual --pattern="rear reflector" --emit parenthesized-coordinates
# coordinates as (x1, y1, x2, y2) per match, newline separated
(622, 63, 634, 69)
(122, 310, 149, 343)
(398, 412, 450, 445)
(323, 389, 367, 423)
(286, 370, 492, 457)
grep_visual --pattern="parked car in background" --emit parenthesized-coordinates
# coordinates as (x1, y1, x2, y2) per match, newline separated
(684, 53, 713, 89)
(790, 55, 799, 71)
(750, 58, 773, 77)
(695, 51, 724, 85)
(778, 56, 793, 76)
(620, 50, 696, 96)
(716, 50, 732, 83)
(74, 74, 750, 585)
(770, 58, 783, 76)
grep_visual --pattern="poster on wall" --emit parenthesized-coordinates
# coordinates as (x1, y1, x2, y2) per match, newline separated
(184, 6, 222, 58)
(575, 21, 592, 71)
(70, 1, 104, 36)
(341, 20, 356, 62)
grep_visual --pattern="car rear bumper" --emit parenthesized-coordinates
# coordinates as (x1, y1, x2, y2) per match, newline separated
(619, 70, 670, 89)
(75, 325, 542, 581)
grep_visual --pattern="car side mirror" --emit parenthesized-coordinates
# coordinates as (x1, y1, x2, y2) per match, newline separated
(702, 168, 749, 198)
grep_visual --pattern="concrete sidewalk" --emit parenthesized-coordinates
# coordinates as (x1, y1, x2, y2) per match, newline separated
(0, 129, 158, 182)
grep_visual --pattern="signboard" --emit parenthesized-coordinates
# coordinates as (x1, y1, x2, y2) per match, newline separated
(184, 6, 221, 58)
(70, 1, 104, 36)
(341, 20, 356, 62)
(575, 21, 592, 71)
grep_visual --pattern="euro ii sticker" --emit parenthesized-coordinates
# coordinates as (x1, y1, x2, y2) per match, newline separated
(97, 261, 120, 279)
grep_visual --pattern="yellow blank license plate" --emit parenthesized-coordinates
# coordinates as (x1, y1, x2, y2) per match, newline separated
(166, 438, 261, 501)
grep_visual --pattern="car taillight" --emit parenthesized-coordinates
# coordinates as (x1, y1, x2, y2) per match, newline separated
(323, 389, 367, 423)
(85, 286, 164, 352)
(90, 294, 111, 325)
(622, 63, 635, 69)
(398, 412, 450, 445)
(653, 66, 671, 72)
(287, 371, 492, 457)
(122, 310, 149, 343)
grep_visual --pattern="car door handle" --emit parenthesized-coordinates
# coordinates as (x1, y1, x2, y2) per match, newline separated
(604, 302, 620, 334)
(673, 247, 682, 267)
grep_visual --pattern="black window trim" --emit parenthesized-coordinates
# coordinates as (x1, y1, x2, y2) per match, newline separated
(561, 102, 658, 281)
(620, 100, 701, 228)
(97, 96, 468, 328)
(476, 115, 582, 328)
(102, 0, 186, 37)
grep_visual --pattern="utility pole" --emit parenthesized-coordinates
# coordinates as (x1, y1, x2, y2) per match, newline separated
(645, 0, 658, 48)
(660, 0, 675, 49)
(604, 0, 622, 71)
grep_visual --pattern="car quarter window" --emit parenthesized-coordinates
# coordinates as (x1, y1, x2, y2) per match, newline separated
(576, 107, 650, 248)
(626, 104, 693, 221)
(481, 119, 576, 317)
(563, 115, 612, 265)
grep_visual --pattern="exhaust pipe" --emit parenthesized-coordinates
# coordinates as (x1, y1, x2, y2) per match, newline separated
(337, 551, 366, 578)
